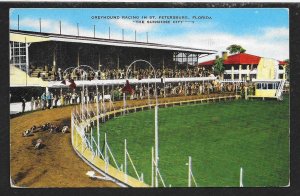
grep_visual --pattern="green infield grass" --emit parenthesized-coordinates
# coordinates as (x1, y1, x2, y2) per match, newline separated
(92, 96, 289, 187)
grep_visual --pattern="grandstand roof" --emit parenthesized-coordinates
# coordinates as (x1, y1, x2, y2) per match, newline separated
(199, 53, 287, 67)
(10, 30, 217, 55)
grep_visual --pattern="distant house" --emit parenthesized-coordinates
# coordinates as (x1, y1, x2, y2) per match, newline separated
(198, 52, 287, 80)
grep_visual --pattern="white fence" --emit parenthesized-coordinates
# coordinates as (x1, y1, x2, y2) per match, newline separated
(71, 94, 241, 187)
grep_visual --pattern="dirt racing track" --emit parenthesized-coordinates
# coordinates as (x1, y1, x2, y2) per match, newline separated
(10, 94, 229, 188)
(10, 105, 118, 188)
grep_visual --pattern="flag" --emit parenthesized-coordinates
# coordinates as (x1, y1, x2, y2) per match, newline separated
(122, 80, 134, 95)
(61, 79, 76, 90)
(69, 79, 77, 90)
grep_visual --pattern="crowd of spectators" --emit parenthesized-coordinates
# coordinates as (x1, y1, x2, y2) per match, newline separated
(33, 66, 212, 81)
(19, 64, 255, 113)
(21, 81, 250, 113)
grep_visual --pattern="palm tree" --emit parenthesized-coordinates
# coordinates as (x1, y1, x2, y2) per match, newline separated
(226, 44, 246, 54)
(213, 57, 225, 79)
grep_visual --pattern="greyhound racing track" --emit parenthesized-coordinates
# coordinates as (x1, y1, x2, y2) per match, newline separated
(10, 94, 225, 187)
(10, 105, 118, 188)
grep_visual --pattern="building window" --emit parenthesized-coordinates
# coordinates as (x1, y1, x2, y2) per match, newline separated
(10, 41, 27, 71)
(268, 83, 273, 89)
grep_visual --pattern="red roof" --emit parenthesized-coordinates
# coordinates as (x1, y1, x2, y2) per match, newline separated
(199, 53, 287, 67)
(279, 60, 287, 65)
(199, 53, 260, 66)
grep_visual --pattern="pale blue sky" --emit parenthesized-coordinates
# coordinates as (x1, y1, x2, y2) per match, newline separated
(10, 8, 289, 60)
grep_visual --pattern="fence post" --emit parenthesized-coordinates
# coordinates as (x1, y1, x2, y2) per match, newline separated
(90, 126, 92, 149)
(74, 117, 76, 147)
(81, 127, 85, 153)
(155, 105, 159, 187)
(124, 139, 127, 183)
(188, 156, 191, 187)
(71, 113, 74, 145)
(123, 93, 126, 115)
(96, 86, 100, 153)
(151, 147, 154, 187)
(240, 167, 243, 187)
(105, 133, 108, 173)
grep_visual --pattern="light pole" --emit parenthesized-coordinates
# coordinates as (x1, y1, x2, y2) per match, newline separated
(124, 59, 159, 187)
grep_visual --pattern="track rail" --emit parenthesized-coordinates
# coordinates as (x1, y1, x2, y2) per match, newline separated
(71, 94, 241, 187)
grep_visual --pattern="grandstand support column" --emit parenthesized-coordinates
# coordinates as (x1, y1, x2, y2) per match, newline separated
(117, 55, 120, 70)
(231, 66, 234, 80)
(239, 65, 242, 80)
(134, 57, 136, 73)
(53, 46, 57, 73)
(25, 37, 31, 86)
(174, 52, 179, 70)
(185, 53, 190, 71)
(162, 56, 165, 71)
(98, 51, 101, 71)
(246, 65, 250, 81)
(77, 49, 80, 67)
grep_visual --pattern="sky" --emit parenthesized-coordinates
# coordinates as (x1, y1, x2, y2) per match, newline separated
(10, 8, 289, 61)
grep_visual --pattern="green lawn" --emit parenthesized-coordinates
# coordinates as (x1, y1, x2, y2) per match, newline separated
(92, 97, 289, 187)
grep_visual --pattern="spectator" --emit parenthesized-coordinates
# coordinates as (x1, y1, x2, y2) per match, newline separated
(72, 92, 77, 104)
(30, 97, 35, 111)
(21, 97, 26, 113)
(54, 95, 59, 107)
(34, 96, 39, 110)
(41, 93, 47, 109)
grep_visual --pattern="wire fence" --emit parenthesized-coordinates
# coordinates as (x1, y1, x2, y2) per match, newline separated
(71, 94, 241, 187)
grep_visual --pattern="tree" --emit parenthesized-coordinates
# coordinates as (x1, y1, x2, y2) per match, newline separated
(213, 57, 225, 79)
(226, 44, 246, 54)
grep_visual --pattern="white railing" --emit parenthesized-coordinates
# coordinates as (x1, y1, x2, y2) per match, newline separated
(276, 80, 285, 100)
(124, 139, 143, 182)
(219, 79, 246, 83)
(187, 156, 198, 187)
(151, 147, 166, 187)
(49, 77, 217, 88)
(72, 95, 241, 187)
(105, 133, 120, 171)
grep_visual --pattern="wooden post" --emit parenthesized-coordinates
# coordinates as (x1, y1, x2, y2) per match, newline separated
(246, 65, 250, 80)
(239, 65, 242, 80)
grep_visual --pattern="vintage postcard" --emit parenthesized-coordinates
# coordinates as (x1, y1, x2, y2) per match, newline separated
(9, 7, 289, 188)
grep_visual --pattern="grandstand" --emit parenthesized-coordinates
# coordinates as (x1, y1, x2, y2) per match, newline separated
(10, 29, 216, 83)
(9, 29, 219, 113)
